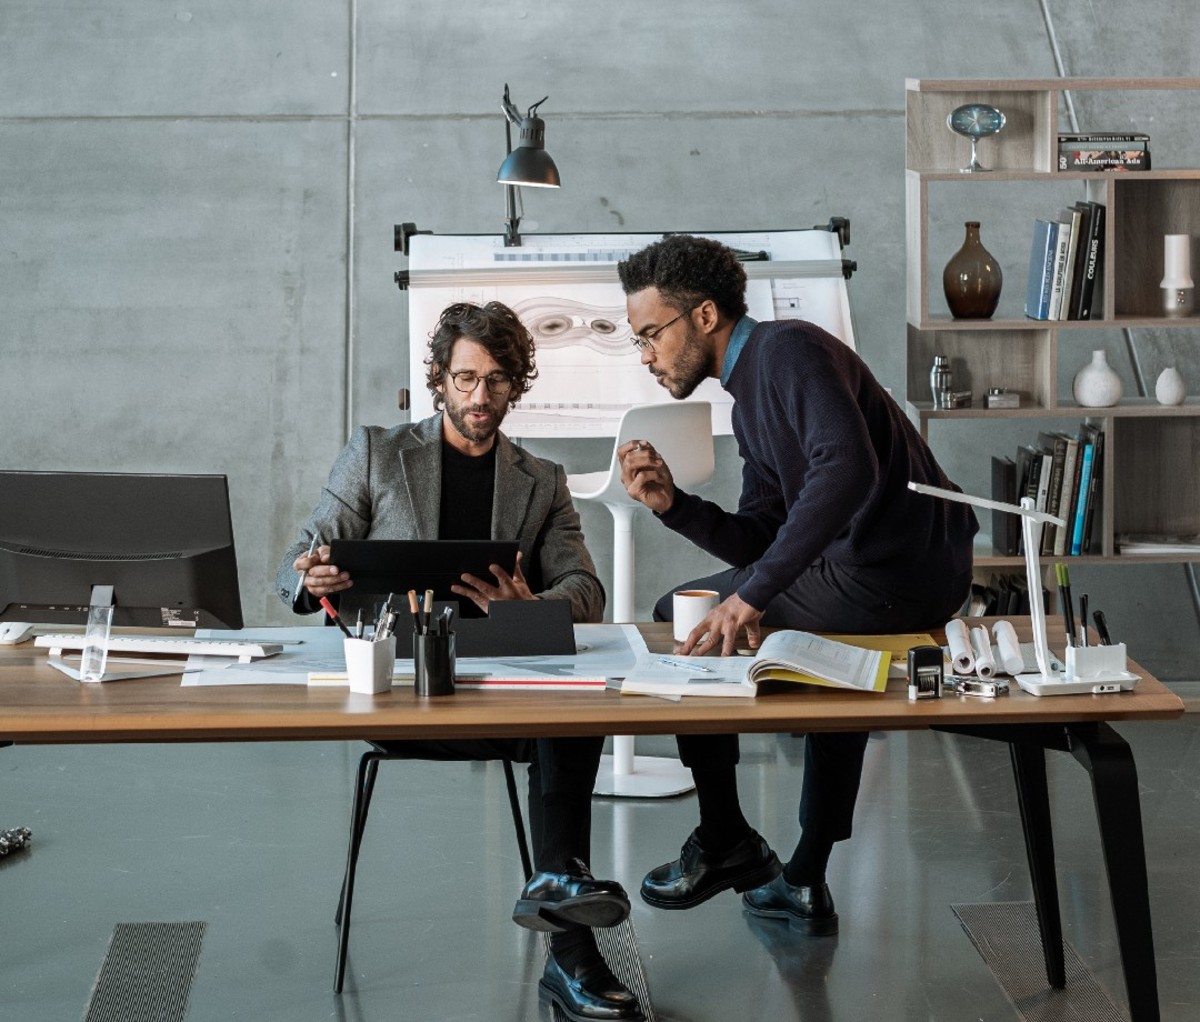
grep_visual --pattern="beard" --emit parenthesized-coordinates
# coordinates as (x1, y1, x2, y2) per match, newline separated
(652, 321, 710, 400)
(445, 395, 507, 444)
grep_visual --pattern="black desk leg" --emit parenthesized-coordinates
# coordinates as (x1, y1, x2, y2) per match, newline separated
(1009, 740, 1066, 988)
(1067, 723, 1160, 1022)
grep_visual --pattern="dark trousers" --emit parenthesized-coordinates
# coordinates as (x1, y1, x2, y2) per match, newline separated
(370, 736, 603, 871)
(659, 558, 972, 844)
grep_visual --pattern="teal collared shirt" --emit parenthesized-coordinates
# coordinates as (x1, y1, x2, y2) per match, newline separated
(719, 316, 758, 387)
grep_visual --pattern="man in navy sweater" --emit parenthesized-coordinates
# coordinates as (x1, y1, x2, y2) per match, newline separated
(616, 235, 977, 936)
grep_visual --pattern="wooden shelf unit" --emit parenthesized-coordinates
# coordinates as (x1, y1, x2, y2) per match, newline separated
(905, 78, 1200, 565)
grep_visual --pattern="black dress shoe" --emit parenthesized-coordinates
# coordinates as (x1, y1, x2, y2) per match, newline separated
(640, 828, 781, 910)
(742, 874, 839, 935)
(539, 950, 644, 1022)
(512, 858, 631, 932)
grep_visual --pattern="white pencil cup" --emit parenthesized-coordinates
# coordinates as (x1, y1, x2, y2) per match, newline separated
(1064, 642, 1128, 683)
(344, 635, 396, 694)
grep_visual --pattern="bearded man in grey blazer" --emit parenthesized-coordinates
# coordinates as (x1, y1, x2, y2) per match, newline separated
(277, 301, 644, 1022)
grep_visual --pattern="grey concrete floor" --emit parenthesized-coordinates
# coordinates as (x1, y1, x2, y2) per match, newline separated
(4, 720, 1199, 1021)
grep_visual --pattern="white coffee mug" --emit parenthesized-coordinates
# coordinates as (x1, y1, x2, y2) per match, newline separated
(672, 589, 720, 643)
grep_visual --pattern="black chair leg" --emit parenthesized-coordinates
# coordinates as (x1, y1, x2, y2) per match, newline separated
(334, 751, 382, 993)
(1009, 740, 1066, 988)
(503, 759, 534, 882)
(1067, 723, 1161, 1022)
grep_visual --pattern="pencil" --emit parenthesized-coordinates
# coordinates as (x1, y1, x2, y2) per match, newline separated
(423, 589, 433, 634)
(407, 589, 422, 635)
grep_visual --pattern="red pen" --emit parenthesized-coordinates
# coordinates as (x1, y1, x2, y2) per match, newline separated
(319, 596, 354, 638)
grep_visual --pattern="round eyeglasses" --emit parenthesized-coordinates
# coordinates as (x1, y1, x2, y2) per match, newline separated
(447, 370, 514, 395)
(630, 306, 695, 353)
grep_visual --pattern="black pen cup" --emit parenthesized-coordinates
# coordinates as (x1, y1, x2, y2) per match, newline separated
(414, 631, 456, 697)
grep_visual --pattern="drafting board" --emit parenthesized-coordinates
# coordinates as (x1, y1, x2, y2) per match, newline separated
(405, 229, 856, 438)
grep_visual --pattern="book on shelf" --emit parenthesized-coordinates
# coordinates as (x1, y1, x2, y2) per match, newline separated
(1116, 533, 1200, 555)
(1014, 443, 1042, 554)
(1068, 431, 1097, 556)
(1046, 214, 1074, 319)
(1080, 419, 1105, 554)
(1055, 207, 1083, 320)
(990, 455, 1020, 556)
(1024, 218, 1059, 320)
(1052, 432, 1080, 556)
(1065, 201, 1104, 320)
(1058, 132, 1150, 145)
(1059, 148, 1151, 171)
(1036, 431, 1069, 554)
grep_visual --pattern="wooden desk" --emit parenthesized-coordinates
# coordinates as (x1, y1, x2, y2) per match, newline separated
(0, 620, 1183, 1021)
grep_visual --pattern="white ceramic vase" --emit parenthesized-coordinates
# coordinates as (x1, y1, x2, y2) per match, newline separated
(1155, 366, 1186, 406)
(1073, 350, 1123, 408)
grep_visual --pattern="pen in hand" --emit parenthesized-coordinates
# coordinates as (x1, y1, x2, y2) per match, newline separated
(296, 534, 320, 596)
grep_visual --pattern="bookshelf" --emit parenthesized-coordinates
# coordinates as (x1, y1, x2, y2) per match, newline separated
(905, 77, 1200, 570)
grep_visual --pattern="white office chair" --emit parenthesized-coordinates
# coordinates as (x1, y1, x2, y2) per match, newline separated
(569, 401, 715, 797)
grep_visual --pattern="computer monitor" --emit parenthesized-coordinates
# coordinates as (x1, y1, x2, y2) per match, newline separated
(0, 470, 243, 629)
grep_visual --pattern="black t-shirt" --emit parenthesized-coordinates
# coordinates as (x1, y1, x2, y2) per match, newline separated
(437, 439, 496, 540)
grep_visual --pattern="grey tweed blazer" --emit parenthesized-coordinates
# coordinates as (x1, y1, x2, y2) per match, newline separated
(275, 415, 604, 623)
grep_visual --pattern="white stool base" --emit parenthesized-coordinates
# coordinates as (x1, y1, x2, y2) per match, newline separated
(593, 753, 695, 798)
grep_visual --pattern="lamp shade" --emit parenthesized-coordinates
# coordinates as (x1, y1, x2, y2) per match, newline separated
(497, 114, 560, 188)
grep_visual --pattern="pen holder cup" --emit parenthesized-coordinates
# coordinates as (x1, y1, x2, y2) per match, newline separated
(344, 634, 396, 695)
(1064, 642, 1128, 682)
(414, 631, 456, 697)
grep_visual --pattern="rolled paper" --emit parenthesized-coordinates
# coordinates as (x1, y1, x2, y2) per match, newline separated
(991, 620, 1025, 676)
(945, 617, 974, 674)
(971, 625, 996, 679)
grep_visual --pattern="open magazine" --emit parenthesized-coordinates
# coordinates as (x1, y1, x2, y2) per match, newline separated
(621, 630, 896, 698)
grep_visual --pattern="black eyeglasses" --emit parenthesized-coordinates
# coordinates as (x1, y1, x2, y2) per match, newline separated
(447, 370, 514, 395)
(630, 307, 695, 353)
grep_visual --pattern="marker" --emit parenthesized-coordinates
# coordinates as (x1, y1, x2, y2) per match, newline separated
(658, 657, 713, 673)
(1093, 609, 1114, 646)
(355, 608, 364, 639)
(423, 589, 433, 634)
(1055, 563, 1077, 648)
(407, 589, 422, 635)
(319, 596, 354, 639)
(295, 534, 319, 597)
(1079, 594, 1089, 647)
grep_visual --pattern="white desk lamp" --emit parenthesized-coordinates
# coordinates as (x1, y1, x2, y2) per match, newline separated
(907, 482, 1066, 686)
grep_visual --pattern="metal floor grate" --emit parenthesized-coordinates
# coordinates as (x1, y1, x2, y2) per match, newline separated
(953, 902, 1127, 1022)
(83, 921, 206, 1022)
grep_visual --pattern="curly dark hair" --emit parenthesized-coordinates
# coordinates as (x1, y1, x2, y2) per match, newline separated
(424, 301, 538, 410)
(617, 235, 749, 320)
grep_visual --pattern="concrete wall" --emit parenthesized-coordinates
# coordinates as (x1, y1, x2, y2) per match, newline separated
(2, 2, 1198, 676)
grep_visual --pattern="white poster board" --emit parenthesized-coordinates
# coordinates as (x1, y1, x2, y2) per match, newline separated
(406, 229, 855, 437)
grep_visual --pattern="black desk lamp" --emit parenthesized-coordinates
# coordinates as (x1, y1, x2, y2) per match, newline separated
(498, 84, 560, 247)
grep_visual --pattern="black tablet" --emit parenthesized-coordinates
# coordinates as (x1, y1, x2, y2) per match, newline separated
(329, 539, 520, 618)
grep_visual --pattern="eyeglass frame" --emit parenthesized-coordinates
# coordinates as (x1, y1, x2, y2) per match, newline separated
(630, 305, 697, 353)
(445, 369, 515, 395)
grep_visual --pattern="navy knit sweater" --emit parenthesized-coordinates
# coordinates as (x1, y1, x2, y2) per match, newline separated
(659, 319, 978, 611)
